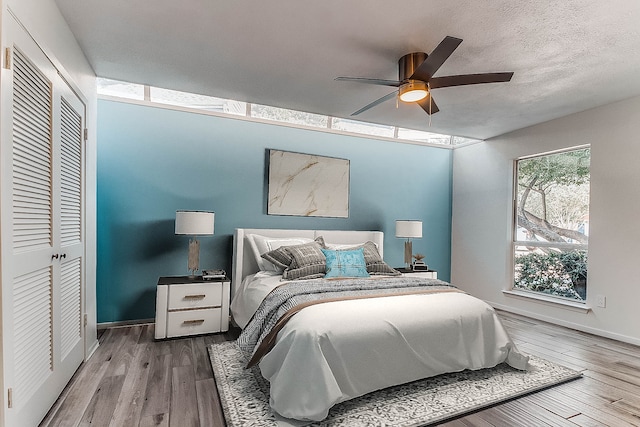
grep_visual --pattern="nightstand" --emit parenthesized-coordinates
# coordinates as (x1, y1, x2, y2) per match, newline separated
(155, 276, 230, 339)
(396, 268, 438, 280)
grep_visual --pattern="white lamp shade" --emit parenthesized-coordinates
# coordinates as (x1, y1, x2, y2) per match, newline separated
(175, 210, 215, 235)
(395, 220, 422, 238)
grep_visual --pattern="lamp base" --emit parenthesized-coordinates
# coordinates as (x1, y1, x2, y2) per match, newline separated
(187, 237, 200, 277)
(404, 240, 413, 269)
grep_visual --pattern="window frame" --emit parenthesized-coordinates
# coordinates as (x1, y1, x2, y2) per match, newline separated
(511, 145, 590, 303)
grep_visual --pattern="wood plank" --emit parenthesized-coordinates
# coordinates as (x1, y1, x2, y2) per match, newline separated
(170, 338, 195, 367)
(107, 325, 144, 377)
(141, 354, 172, 417)
(565, 374, 640, 407)
(196, 378, 226, 427)
(545, 385, 640, 426)
(96, 326, 121, 348)
(612, 398, 640, 419)
(517, 342, 587, 372)
(501, 397, 577, 426)
(568, 413, 609, 426)
(439, 415, 495, 427)
(138, 413, 169, 427)
(108, 342, 153, 427)
(170, 366, 199, 427)
(153, 337, 174, 356)
(92, 327, 131, 363)
(564, 348, 640, 376)
(578, 362, 640, 389)
(504, 325, 579, 354)
(40, 357, 111, 427)
(473, 403, 553, 427)
(137, 323, 156, 344)
(500, 311, 623, 354)
(191, 336, 214, 381)
(78, 375, 126, 427)
(518, 338, 640, 393)
(518, 389, 582, 419)
(582, 369, 640, 397)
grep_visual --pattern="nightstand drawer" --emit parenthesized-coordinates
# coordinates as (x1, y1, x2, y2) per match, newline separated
(403, 271, 437, 279)
(168, 283, 222, 310)
(396, 268, 438, 280)
(166, 308, 222, 337)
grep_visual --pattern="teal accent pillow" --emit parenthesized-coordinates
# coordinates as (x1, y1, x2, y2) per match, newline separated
(321, 248, 370, 278)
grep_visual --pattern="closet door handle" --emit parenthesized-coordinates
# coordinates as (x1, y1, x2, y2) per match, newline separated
(52, 253, 59, 260)
(60, 253, 66, 259)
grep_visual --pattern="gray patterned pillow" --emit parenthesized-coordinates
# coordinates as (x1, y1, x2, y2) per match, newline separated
(262, 236, 325, 271)
(261, 246, 293, 270)
(282, 240, 327, 280)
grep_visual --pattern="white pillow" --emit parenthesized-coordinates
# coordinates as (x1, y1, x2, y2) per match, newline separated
(325, 241, 379, 251)
(248, 234, 313, 272)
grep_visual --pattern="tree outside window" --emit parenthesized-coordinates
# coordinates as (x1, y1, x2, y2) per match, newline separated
(513, 148, 590, 301)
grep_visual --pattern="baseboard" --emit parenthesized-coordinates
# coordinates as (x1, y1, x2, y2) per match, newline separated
(490, 301, 640, 347)
(86, 339, 100, 359)
(97, 318, 155, 330)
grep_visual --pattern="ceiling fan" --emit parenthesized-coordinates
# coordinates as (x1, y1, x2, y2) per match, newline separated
(336, 36, 514, 116)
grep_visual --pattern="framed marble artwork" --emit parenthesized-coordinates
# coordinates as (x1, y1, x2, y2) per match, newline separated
(267, 149, 350, 218)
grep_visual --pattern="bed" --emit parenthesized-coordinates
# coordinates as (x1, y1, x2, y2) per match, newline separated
(230, 228, 529, 422)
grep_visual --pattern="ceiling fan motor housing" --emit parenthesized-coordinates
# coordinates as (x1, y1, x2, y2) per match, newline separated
(399, 52, 428, 81)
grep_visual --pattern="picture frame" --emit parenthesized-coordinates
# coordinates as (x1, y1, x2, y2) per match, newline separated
(267, 149, 350, 218)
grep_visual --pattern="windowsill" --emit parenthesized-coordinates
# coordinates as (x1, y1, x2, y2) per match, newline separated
(502, 290, 591, 313)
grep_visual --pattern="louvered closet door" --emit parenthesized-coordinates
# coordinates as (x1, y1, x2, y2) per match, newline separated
(1, 15, 85, 427)
(57, 91, 84, 364)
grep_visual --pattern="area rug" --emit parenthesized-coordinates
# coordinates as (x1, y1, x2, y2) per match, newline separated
(208, 342, 581, 427)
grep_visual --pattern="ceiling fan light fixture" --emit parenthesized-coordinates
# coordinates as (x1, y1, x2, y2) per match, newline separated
(399, 81, 428, 102)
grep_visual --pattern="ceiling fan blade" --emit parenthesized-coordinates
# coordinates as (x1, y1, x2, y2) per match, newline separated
(335, 77, 401, 87)
(410, 36, 463, 82)
(429, 72, 514, 89)
(351, 91, 398, 116)
(417, 93, 439, 115)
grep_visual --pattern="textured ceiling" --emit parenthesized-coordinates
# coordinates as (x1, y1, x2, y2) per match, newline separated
(54, 0, 640, 139)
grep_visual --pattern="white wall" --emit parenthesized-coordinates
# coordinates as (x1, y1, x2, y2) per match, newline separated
(2, 0, 98, 355)
(452, 95, 640, 345)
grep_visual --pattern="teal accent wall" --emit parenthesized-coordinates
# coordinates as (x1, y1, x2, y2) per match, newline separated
(97, 100, 453, 323)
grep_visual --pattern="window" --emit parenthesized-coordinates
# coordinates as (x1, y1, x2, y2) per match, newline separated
(451, 136, 482, 146)
(97, 78, 144, 100)
(150, 87, 246, 115)
(513, 148, 590, 302)
(397, 128, 452, 145)
(330, 118, 395, 138)
(250, 104, 328, 128)
(97, 78, 485, 147)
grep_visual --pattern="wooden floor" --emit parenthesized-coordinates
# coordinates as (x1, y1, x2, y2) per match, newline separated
(39, 311, 640, 427)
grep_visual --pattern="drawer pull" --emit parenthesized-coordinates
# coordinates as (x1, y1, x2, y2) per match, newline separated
(183, 319, 205, 325)
(183, 294, 206, 300)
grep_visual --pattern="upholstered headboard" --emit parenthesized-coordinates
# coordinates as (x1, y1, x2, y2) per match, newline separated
(231, 228, 384, 298)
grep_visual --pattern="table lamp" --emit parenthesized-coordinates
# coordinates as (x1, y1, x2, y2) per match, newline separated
(175, 210, 215, 277)
(395, 220, 422, 269)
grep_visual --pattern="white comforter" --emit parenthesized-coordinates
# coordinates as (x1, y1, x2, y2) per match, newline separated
(231, 271, 283, 329)
(233, 277, 529, 422)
